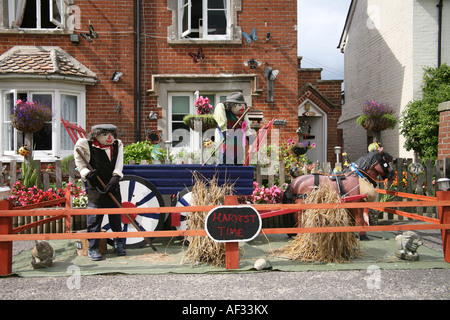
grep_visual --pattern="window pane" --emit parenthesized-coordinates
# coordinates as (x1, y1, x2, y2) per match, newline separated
(50, 0, 63, 27)
(172, 96, 190, 114)
(60, 94, 78, 150)
(208, 0, 225, 9)
(33, 123, 52, 150)
(208, 11, 227, 35)
(180, 0, 191, 36)
(4, 93, 14, 152)
(32, 94, 52, 151)
(4, 92, 13, 120)
(171, 96, 190, 147)
(20, 0, 37, 28)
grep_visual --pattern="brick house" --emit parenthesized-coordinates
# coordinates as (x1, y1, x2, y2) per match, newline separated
(0, 0, 342, 165)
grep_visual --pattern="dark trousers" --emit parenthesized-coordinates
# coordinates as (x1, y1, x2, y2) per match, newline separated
(86, 201, 122, 249)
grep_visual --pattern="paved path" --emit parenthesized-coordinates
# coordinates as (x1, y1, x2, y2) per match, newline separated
(1, 228, 449, 303)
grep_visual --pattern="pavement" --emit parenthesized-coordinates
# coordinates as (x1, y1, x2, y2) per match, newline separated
(1, 226, 449, 305)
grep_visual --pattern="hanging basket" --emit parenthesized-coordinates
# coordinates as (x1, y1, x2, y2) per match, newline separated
(185, 115, 218, 132)
(360, 117, 393, 132)
(11, 117, 47, 133)
(291, 146, 308, 156)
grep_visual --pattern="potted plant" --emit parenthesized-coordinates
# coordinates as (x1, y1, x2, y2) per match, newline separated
(183, 96, 217, 132)
(356, 100, 397, 132)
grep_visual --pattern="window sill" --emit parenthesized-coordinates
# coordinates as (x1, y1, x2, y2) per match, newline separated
(0, 29, 74, 35)
(0, 154, 59, 164)
(167, 38, 242, 45)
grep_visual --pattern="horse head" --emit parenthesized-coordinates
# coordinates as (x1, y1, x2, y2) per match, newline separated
(357, 147, 395, 182)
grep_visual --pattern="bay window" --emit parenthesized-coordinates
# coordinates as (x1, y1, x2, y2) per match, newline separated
(0, 84, 85, 161)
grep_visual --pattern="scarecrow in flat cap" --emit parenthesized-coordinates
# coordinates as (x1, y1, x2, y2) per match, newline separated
(213, 92, 254, 165)
(74, 124, 126, 261)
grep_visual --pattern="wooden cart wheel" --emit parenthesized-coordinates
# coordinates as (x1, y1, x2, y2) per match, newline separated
(171, 186, 193, 231)
(101, 175, 165, 248)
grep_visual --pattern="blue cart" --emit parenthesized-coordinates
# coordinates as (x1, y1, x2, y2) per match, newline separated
(101, 164, 254, 248)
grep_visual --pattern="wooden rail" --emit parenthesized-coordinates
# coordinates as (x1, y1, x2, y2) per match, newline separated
(1, 191, 449, 275)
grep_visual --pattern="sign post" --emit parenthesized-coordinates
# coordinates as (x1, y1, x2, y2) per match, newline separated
(206, 195, 262, 269)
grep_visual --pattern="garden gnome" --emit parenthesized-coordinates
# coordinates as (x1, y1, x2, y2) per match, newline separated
(74, 124, 126, 261)
(213, 92, 254, 164)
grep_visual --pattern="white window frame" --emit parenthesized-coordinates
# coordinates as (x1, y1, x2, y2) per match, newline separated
(168, 91, 231, 154)
(168, 92, 195, 150)
(179, 0, 192, 38)
(0, 83, 86, 162)
(178, 0, 230, 40)
(50, 0, 64, 28)
(7, 0, 67, 30)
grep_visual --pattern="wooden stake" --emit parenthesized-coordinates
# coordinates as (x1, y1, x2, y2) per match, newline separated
(0, 200, 12, 276)
(437, 191, 450, 263)
(225, 195, 240, 269)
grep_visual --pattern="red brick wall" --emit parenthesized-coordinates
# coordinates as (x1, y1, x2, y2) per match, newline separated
(1, 0, 137, 145)
(438, 102, 450, 159)
(2, 0, 299, 146)
(140, 0, 299, 142)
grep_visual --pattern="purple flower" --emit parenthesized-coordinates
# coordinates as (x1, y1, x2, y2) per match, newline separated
(362, 100, 394, 118)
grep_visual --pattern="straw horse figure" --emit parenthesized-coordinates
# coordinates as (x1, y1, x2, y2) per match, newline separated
(283, 147, 395, 240)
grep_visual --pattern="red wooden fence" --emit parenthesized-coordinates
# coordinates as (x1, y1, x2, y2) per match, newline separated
(1, 191, 449, 275)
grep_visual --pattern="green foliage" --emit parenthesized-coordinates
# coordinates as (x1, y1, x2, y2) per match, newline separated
(400, 64, 450, 161)
(61, 154, 74, 173)
(123, 141, 166, 164)
(21, 158, 41, 189)
(356, 113, 397, 129)
(183, 114, 217, 127)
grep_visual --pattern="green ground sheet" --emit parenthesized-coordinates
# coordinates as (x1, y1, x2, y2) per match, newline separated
(9, 230, 450, 277)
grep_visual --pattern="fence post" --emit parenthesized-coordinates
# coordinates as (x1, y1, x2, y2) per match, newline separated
(0, 199, 13, 276)
(65, 186, 72, 232)
(224, 195, 240, 269)
(437, 191, 450, 263)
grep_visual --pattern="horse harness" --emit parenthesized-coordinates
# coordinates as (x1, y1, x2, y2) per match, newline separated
(283, 151, 393, 201)
(284, 171, 352, 200)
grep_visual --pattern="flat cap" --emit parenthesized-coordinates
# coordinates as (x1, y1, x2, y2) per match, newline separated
(91, 124, 117, 131)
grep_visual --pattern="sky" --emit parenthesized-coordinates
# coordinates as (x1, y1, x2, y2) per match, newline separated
(298, 0, 352, 80)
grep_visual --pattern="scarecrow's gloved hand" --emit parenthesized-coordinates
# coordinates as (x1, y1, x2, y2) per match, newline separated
(86, 169, 98, 183)
(105, 175, 120, 193)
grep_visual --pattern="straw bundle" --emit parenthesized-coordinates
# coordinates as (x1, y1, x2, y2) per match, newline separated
(282, 182, 360, 263)
(183, 172, 235, 267)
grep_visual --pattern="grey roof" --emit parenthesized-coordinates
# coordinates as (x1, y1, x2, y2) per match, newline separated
(0, 46, 97, 82)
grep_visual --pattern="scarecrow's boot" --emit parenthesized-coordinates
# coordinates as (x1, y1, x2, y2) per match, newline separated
(113, 239, 127, 256)
(88, 248, 103, 261)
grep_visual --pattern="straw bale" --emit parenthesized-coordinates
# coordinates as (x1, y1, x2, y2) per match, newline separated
(281, 182, 360, 263)
(183, 172, 235, 267)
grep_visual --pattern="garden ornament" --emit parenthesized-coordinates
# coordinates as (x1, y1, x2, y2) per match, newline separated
(18, 145, 30, 157)
(395, 231, 423, 261)
(31, 240, 54, 269)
